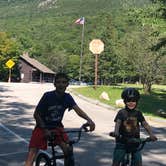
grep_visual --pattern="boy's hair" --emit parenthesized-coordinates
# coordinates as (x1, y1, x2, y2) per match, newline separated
(54, 72, 69, 84)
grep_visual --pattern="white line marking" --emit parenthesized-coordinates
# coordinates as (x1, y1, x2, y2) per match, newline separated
(0, 151, 28, 157)
(0, 122, 64, 164)
(0, 122, 29, 144)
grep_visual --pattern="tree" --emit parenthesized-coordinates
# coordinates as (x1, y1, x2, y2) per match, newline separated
(121, 26, 165, 94)
(0, 32, 21, 81)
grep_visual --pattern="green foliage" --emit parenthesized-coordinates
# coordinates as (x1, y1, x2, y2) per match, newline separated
(0, 32, 21, 81)
(0, 0, 165, 86)
(72, 84, 166, 118)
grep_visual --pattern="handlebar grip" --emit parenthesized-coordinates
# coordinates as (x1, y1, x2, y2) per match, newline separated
(109, 132, 121, 138)
(146, 137, 153, 142)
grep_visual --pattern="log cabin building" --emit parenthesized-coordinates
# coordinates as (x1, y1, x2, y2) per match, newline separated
(19, 53, 55, 83)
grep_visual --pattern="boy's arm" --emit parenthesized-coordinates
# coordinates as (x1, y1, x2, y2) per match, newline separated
(34, 110, 51, 137)
(142, 121, 157, 141)
(114, 119, 121, 137)
(34, 110, 46, 128)
(72, 105, 95, 131)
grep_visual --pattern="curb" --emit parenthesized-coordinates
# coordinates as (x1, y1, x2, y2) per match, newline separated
(68, 88, 116, 111)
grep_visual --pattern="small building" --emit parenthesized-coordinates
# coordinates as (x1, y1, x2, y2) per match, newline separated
(19, 53, 55, 83)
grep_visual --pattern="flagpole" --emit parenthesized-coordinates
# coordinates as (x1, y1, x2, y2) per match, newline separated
(79, 18, 85, 83)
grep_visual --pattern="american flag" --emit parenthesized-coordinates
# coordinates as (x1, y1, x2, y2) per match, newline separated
(75, 17, 85, 25)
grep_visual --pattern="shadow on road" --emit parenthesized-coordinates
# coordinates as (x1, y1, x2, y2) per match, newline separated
(0, 84, 165, 166)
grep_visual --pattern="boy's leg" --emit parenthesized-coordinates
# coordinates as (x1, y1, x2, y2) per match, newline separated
(59, 142, 75, 166)
(24, 148, 39, 166)
(112, 144, 126, 166)
(52, 127, 74, 166)
(133, 151, 142, 166)
(25, 127, 47, 166)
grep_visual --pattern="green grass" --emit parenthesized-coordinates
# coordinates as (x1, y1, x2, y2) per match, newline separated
(71, 84, 166, 118)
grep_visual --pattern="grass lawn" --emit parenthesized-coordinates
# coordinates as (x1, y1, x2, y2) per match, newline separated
(70, 84, 166, 118)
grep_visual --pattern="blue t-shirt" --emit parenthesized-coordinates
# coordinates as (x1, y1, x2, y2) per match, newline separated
(35, 90, 76, 129)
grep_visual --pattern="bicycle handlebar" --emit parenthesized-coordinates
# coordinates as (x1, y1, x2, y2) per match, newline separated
(48, 123, 90, 146)
(109, 131, 154, 151)
(65, 123, 90, 145)
(109, 132, 153, 142)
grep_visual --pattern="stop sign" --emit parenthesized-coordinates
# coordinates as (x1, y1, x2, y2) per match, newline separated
(89, 39, 104, 54)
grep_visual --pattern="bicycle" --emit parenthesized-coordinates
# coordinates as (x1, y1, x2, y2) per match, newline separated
(35, 123, 90, 166)
(109, 132, 154, 166)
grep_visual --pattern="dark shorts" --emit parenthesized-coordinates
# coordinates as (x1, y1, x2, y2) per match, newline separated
(113, 143, 142, 165)
(29, 127, 68, 150)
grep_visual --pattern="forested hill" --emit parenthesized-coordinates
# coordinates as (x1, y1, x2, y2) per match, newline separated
(0, 0, 151, 17)
(1, 0, 165, 87)
(0, 0, 151, 58)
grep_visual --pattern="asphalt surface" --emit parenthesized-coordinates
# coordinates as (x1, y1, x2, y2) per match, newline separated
(0, 82, 166, 166)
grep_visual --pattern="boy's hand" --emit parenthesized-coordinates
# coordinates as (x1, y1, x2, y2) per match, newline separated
(109, 131, 119, 138)
(150, 135, 157, 141)
(87, 120, 95, 131)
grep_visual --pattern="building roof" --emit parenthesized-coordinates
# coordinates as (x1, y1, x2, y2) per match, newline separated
(20, 54, 55, 74)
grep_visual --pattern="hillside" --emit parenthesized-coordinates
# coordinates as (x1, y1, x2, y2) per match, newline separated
(0, 0, 151, 55)
(0, 0, 151, 17)
(3, 0, 164, 84)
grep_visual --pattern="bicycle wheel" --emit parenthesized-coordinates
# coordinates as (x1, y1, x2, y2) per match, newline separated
(120, 160, 129, 166)
(120, 159, 128, 166)
(35, 153, 51, 166)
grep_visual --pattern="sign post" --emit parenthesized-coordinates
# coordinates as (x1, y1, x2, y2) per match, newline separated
(5, 59, 15, 82)
(89, 39, 104, 88)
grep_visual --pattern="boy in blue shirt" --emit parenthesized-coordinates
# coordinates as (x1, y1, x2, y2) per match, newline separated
(25, 72, 95, 166)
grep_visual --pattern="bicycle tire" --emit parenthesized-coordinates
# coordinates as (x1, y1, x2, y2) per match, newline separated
(35, 153, 51, 166)
(120, 160, 129, 166)
(120, 160, 128, 166)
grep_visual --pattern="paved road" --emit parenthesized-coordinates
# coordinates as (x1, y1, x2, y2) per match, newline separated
(0, 82, 166, 166)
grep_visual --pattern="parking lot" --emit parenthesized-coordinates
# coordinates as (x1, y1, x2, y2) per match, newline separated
(0, 82, 166, 166)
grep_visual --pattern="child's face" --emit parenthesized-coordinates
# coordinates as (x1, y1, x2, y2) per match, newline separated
(126, 101, 137, 110)
(54, 77, 69, 94)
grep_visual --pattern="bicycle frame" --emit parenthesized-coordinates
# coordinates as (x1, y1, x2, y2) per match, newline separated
(121, 149, 138, 166)
(35, 123, 90, 166)
(109, 132, 153, 166)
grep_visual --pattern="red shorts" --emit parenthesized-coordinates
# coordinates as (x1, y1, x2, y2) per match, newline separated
(29, 127, 69, 150)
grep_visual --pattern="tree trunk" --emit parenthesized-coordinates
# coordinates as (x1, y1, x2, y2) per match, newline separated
(143, 82, 152, 94)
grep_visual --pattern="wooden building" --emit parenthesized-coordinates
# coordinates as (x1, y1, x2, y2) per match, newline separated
(19, 53, 55, 83)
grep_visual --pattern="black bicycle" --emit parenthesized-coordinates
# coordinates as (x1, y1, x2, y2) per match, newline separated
(109, 132, 154, 166)
(35, 123, 90, 166)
